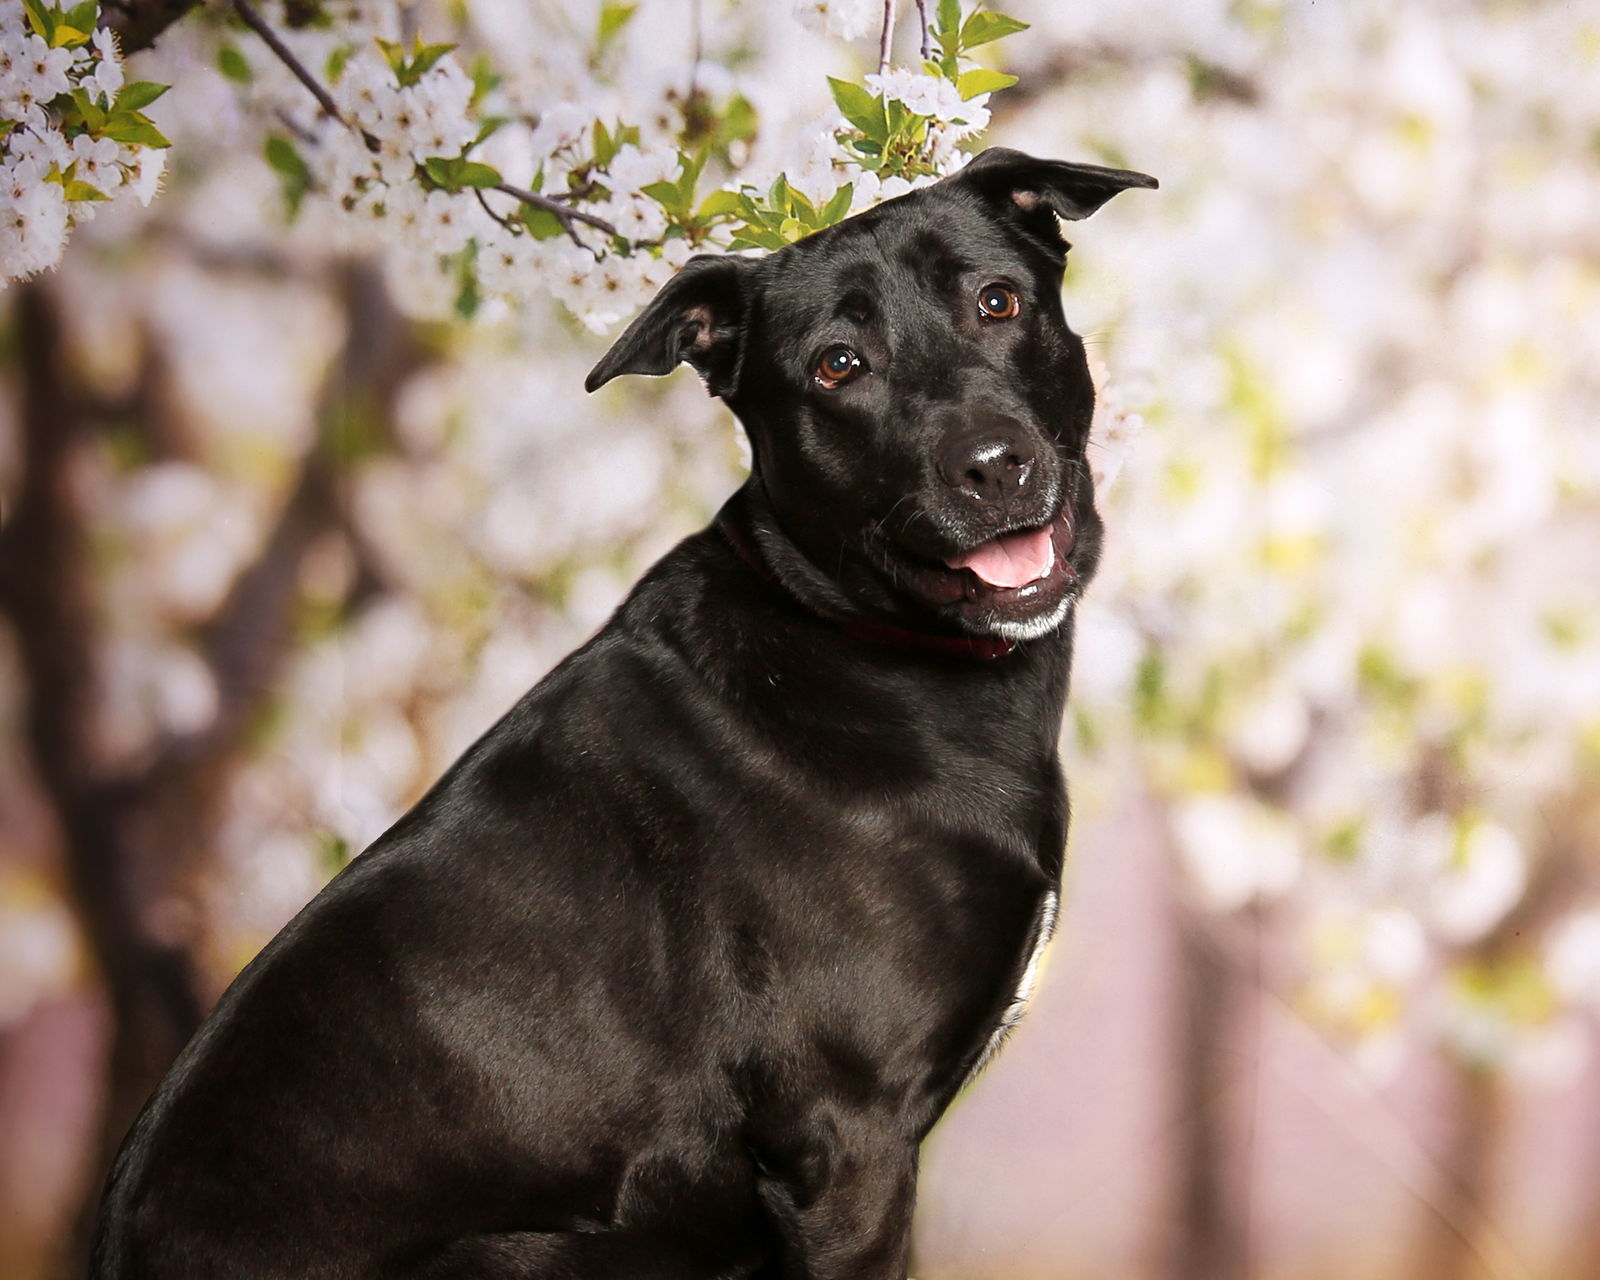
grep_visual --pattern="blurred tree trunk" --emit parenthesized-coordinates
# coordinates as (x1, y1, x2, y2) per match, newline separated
(1162, 900, 1251, 1280)
(1, 266, 418, 1279)
(1409, 817, 1588, 1280)
(1412, 1060, 1502, 1280)
(101, 0, 202, 55)
(1, 282, 208, 1277)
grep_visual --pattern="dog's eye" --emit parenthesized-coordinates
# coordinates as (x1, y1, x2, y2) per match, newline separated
(978, 284, 1021, 322)
(813, 345, 865, 389)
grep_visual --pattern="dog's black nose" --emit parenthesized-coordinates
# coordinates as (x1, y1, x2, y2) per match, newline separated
(937, 427, 1036, 503)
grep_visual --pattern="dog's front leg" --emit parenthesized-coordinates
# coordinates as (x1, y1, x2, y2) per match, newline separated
(751, 1108, 918, 1280)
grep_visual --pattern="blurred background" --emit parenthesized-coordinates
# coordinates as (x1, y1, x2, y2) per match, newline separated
(2, 1, 1599, 1277)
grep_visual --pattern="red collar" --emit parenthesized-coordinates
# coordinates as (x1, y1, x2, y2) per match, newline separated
(714, 513, 1016, 661)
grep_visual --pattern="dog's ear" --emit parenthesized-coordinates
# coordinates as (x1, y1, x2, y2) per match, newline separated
(585, 254, 751, 397)
(952, 148, 1157, 252)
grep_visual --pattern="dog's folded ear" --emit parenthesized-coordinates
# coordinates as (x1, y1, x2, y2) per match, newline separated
(952, 148, 1157, 253)
(585, 255, 751, 397)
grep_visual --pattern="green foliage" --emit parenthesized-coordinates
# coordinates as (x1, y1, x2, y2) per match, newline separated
(59, 161, 109, 202)
(54, 83, 172, 147)
(375, 35, 458, 89)
(23, 0, 98, 48)
(960, 9, 1029, 48)
(829, 2, 1027, 179)
(422, 155, 503, 192)
(264, 134, 312, 217)
(597, 2, 637, 52)
(218, 43, 254, 85)
(956, 67, 1018, 99)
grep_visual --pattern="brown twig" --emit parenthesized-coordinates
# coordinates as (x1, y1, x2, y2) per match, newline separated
(914, 0, 931, 61)
(493, 182, 617, 237)
(233, 0, 616, 240)
(878, 0, 897, 73)
(473, 187, 518, 232)
(232, 0, 345, 125)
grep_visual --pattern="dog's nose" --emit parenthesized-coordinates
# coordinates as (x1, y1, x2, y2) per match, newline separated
(937, 428, 1036, 503)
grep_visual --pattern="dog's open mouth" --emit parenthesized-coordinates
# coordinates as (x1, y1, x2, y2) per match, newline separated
(885, 507, 1080, 635)
(947, 524, 1058, 591)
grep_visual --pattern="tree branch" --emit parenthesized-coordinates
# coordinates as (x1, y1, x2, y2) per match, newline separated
(878, 0, 896, 74)
(232, 0, 347, 128)
(228, 1, 615, 241)
(99, 0, 200, 55)
(0, 281, 209, 1280)
(914, 0, 931, 61)
(492, 182, 617, 237)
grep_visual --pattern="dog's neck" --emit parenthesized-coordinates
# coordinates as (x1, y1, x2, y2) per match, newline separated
(716, 483, 1019, 662)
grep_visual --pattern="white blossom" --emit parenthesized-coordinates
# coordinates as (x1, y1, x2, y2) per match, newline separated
(0, 179, 69, 278)
(790, 0, 880, 42)
(1545, 910, 1600, 1010)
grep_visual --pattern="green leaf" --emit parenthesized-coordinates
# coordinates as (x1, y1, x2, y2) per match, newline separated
(956, 68, 1018, 99)
(265, 135, 311, 181)
(828, 77, 888, 143)
(399, 41, 455, 87)
(960, 10, 1029, 48)
(778, 216, 807, 242)
(325, 46, 349, 84)
(818, 183, 853, 227)
(264, 134, 312, 218)
(454, 160, 502, 188)
(116, 81, 170, 112)
(677, 148, 706, 202)
(592, 119, 618, 168)
(219, 44, 253, 83)
(522, 205, 566, 240)
(374, 37, 406, 76)
(936, 0, 962, 37)
(597, 1, 636, 48)
(767, 173, 791, 213)
(71, 88, 105, 133)
(696, 188, 742, 219)
(21, 0, 54, 42)
(423, 155, 461, 188)
(729, 227, 786, 251)
(640, 179, 686, 217)
(62, 178, 109, 202)
(52, 23, 92, 47)
(65, 0, 98, 34)
(468, 54, 500, 106)
(453, 247, 481, 320)
(101, 115, 170, 148)
(469, 116, 507, 150)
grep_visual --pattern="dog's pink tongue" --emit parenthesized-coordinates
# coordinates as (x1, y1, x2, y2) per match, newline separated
(947, 526, 1054, 589)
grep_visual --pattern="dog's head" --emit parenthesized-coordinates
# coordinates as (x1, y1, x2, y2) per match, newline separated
(587, 148, 1156, 642)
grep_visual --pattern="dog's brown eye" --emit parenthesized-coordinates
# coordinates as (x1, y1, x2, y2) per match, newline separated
(814, 345, 864, 389)
(978, 284, 1021, 321)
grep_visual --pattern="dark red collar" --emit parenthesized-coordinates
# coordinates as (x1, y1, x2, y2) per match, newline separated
(714, 512, 1016, 662)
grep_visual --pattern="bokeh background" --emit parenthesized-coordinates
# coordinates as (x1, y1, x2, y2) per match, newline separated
(3, 1, 1599, 1277)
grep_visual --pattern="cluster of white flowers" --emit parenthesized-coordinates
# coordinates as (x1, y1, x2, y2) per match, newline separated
(0, 4, 166, 282)
(866, 67, 991, 139)
(789, 0, 882, 43)
(1021, 0, 1600, 1074)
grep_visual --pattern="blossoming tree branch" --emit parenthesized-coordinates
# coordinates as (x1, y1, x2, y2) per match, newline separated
(2, 0, 1029, 326)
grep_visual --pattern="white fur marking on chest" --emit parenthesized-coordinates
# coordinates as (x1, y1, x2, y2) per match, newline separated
(967, 890, 1059, 1085)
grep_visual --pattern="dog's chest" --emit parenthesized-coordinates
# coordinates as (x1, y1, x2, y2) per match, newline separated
(965, 889, 1058, 1084)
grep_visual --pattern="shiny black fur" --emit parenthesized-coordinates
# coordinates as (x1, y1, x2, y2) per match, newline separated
(90, 149, 1155, 1280)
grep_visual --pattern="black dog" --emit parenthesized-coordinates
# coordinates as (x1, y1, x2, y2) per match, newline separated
(90, 147, 1154, 1280)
